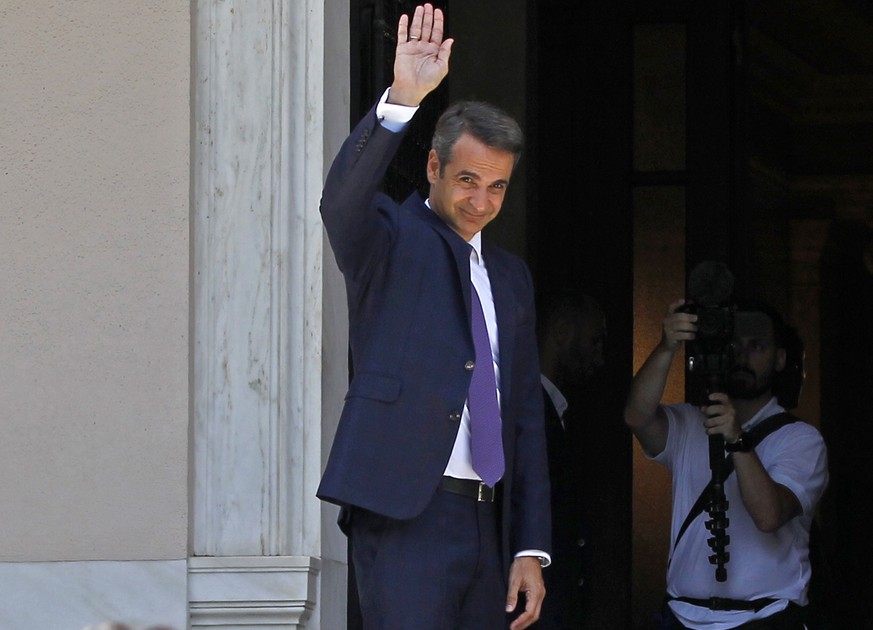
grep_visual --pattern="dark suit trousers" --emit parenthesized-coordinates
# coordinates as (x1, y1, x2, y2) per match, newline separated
(349, 485, 506, 630)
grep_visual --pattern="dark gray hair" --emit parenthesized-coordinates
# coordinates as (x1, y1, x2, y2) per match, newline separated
(431, 101, 524, 175)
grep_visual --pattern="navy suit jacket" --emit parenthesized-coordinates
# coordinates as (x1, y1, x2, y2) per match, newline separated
(316, 103, 551, 568)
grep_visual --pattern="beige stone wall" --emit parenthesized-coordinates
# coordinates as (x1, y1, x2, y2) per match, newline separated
(0, 1, 189, 560)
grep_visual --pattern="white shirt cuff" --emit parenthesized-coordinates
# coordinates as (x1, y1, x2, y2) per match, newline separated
(375, 87, 418, 132)
(514, 550, 551, 568)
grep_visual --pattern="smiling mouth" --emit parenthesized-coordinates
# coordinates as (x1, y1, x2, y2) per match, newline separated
(460, 209, 491, 222)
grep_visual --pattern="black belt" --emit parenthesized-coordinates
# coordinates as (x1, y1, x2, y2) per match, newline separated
(670, 595, 778, 612)
(440, 476, 496, 502)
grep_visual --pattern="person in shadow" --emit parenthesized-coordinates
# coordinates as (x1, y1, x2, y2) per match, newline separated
(536, 291, 606, 629)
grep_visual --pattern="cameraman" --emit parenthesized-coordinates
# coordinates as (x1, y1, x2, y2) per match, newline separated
(624, 298, 828, 629)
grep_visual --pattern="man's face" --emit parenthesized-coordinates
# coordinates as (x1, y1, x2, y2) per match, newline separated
(553, 312, 607, 384)
(427, 133, 514, 241)
(572, 315, 607, 380)
(726, 311, 786, 400)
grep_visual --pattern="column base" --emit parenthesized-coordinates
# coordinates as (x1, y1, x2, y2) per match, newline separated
(189, 556, 320, 628)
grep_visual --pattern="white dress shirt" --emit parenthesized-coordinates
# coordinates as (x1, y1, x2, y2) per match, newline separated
(444, 233, 502, 480)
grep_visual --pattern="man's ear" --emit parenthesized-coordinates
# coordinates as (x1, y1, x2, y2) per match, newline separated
(775, 347, 787, 372)
(426, 149, 440, 184)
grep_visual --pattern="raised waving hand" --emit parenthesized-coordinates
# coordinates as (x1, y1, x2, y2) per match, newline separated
(388, 4, 454, 107)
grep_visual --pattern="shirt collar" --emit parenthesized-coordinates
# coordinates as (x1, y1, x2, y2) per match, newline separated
(540, 375, 569, 419)
(468, 232, 483, 262)
(742, 396, 785, 431)
(424, 198, 483, 261)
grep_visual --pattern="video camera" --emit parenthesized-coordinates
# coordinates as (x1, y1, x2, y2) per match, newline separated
(678, 261, 736, 404)
(680, 262, 805, 410)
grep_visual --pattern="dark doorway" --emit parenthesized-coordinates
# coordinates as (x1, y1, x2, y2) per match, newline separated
(528, 1, 873, 628)
(348, 0, 873, 628)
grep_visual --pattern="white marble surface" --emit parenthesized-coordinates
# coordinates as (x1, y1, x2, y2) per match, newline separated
(0, 560, 187, 630)
(192, 0, 334, 557)
(192, 0, 284, 558)
(189, 556, 318, 627)
(191, 0, 350, 626)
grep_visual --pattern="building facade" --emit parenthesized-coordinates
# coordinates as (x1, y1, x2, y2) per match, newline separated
(1, 1, 349, 627)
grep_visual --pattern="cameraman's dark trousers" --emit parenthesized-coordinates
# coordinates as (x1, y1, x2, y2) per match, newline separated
(659, 601, 808, 629)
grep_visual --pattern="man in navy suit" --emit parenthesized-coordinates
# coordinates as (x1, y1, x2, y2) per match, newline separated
(316, 4, 551, 629)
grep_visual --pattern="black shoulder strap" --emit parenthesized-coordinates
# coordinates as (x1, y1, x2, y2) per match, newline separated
(740, 411, 800, 451)
(670, 412, 799, 555)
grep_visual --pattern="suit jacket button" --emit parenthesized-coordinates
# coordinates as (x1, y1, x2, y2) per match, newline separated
(449, 412, 461, 422)
(578, 577, 585, 587)
(577, 537, 586, 547)
(465, 360, 475, 371)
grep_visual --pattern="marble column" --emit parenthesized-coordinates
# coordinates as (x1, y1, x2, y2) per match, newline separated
(191, 0, 348, 627)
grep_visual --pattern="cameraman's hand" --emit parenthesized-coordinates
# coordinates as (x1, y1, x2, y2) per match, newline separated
(701, 392, 742, 442)
(660, 299, 697, 352)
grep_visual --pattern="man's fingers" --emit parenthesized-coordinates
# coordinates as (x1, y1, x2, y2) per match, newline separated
(402, 4, 430, 42)
(508, 589, 545, 630)
(431, 6, 445, 43)
(667, 298, 686, 314)
(510, 611, 534, 630)
(420, 3, 434, 41)
(397, 13, 409, 42)
(409, 4, 425, 40)
(665, 314, 697, 340)
(505, 558, 545, 629)
(436, 38, 454, 67)
(399, 5, 449, 51)
(505, 583, 519, 612)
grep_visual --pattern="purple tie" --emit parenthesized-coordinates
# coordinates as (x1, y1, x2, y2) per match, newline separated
(468, 283, 504, 487)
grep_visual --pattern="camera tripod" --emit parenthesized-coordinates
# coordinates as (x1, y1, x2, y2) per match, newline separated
(704, 376, 730, 582)
(706, 433, 730, 581)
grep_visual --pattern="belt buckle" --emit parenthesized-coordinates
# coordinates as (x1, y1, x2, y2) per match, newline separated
(708, 597, 729, 611)
(477, 482, 493, 502)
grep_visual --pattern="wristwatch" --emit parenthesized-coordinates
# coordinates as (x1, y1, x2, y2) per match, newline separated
(724, 432, 753, 453)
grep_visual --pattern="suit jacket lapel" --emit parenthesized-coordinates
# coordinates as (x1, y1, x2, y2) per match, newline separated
(404, 193, 473, 318)
(406, 194, 517, 451)
(403, 195, 516, 406)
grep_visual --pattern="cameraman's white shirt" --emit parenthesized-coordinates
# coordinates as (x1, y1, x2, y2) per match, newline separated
(652, 397, 828, 629)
